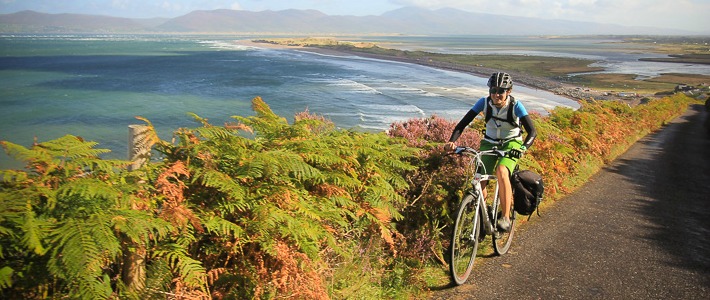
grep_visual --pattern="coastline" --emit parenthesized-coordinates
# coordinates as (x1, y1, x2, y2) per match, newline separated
(237, 39, 563, 89)
(236, 39, 598, 103)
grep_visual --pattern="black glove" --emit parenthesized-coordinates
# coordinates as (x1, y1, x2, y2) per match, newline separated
(509, 147, 525, 159)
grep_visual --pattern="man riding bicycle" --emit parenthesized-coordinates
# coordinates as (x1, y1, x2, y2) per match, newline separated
(444, 72, 537, 232)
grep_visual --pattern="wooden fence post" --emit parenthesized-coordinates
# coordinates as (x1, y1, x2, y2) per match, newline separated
(127, 124, 150, 171)
(125, 124, 149, 292)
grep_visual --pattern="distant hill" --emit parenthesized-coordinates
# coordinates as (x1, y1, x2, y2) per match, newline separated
(156, 9, 402, 34)
(0, 7, 693, 35)
(0, 10, 157, 33)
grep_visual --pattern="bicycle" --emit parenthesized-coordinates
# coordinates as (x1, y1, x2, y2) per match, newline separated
(449, 146, 517, 285)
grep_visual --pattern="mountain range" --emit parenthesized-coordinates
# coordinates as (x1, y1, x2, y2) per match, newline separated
(0, 7, 694, 35)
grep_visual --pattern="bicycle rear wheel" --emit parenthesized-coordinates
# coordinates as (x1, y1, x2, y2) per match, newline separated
(492, 198, 516, 255)
(449, 193, 481, 285)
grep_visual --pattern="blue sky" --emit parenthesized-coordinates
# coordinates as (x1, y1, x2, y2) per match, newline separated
(1, 0, 708, 33)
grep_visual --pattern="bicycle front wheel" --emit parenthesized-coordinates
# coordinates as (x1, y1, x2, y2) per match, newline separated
(449, 193, 481, 285)
(492, 199, 516, 255)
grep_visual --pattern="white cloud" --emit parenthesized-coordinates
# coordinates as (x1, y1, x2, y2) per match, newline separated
(569, 0, 596, 5)
(111, 0, 129, 9)
(230, 2, 242, 10)
(160, 1, 185, 13)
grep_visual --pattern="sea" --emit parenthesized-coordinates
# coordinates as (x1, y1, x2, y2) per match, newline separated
(1, 34, 707, 169)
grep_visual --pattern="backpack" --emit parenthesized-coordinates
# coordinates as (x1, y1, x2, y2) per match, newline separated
(485, 95, 519, 128)
(511, 170, 544, 217)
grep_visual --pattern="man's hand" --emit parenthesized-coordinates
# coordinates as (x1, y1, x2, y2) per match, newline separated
(444, 142, 457, 152)
(509, 147, 526, 159)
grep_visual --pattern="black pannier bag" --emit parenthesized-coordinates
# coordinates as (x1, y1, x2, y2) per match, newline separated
(511, 170, 544, 216)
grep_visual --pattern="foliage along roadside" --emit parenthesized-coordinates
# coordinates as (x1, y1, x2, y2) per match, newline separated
(0, 94, 695, 299)
(0, 97, 423, 300)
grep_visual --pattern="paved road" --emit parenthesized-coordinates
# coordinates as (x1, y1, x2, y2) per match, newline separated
(431, 104, 710, 299)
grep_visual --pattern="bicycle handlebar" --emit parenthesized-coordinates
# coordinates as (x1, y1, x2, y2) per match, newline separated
(454, 146, 508, 158)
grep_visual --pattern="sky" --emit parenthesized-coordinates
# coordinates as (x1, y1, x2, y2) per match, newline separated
(1, 0, 709, 33)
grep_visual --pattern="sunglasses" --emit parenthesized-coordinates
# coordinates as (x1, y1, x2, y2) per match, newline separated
(489, 87, 509, 95)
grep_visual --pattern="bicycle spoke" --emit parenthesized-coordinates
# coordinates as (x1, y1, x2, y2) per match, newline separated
(450, 194, 480, 285)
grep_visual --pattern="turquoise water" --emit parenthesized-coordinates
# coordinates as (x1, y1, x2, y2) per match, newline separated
(0, 34, 580, 169)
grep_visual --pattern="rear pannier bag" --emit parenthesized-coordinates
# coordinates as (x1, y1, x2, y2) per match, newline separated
(511, 170, 544, 216)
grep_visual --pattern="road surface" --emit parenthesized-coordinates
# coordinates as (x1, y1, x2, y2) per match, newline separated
(431, 104, 710, 299)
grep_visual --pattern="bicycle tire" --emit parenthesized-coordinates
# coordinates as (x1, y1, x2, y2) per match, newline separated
(492, 197, 516, 255)
(449, 193, 481, 285)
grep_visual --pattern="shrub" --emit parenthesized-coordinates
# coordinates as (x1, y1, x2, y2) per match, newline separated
(1, 97, 420, 299)
(386, 115, 482, 263)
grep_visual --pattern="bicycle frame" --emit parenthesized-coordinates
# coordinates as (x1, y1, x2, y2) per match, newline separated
(449, 146, 518, 285)
(455, 147, 508, 235)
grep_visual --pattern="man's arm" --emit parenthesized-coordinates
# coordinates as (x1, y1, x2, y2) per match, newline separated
(520, 115, 537, 148)
(448, 109, 479, 142)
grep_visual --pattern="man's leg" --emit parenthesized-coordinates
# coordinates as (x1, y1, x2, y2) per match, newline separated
(496, 164, 512, 218)
(496, 164, 512, 231)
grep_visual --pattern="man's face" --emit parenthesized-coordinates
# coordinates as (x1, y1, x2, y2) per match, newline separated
(489, 87, 510, 108)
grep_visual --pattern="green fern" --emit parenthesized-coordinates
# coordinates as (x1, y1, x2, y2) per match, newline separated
(1, 96, 422, 298)
(141, 259, 173, 299)
(194, 169, 249, 208)
(154, 244, 208, 290)
(0, 267, 12, 290)
(113, 209, 173, 246)
(48, 214, 120, 300)
(202, 215, 245, 239)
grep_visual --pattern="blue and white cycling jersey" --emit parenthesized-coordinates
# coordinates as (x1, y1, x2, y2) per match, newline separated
(470, 96, 529, 141)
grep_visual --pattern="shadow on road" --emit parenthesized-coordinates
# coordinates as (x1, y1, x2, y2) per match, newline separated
(606, 104, 710, 285)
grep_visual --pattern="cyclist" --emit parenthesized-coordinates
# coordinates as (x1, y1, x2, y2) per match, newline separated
(444, 72, 537, 232)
